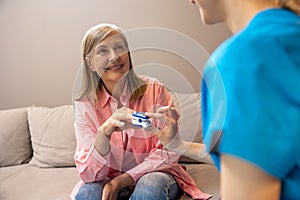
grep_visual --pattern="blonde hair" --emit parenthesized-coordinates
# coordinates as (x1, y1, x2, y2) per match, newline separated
(274, 0, 300, 14)
(75, 23, 146, 104)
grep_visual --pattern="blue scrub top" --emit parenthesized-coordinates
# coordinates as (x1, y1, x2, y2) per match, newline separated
(202, 8, 300, 199)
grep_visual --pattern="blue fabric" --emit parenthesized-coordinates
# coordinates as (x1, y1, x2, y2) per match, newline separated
(74, 172, 181, 200)
(202, 8, 300, 199)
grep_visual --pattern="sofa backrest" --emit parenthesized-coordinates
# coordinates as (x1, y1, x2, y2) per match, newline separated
(0, 92, 210, 168)
(0, 105, 76, 168)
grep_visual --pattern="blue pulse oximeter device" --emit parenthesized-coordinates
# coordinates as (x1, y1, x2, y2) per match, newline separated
(132, 112, 151, 128)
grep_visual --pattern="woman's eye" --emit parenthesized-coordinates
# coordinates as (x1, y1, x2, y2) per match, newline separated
(96, 48, 108, 54)
(114, 44, 126, 51)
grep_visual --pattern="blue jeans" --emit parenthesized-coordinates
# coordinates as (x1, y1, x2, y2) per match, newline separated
(75, 172, 182, 200)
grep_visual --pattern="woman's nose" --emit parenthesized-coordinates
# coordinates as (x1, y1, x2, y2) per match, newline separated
(109, 49, 120, 61)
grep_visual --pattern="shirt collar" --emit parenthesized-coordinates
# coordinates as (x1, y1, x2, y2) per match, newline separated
(97, 78, 131, 109)
(98, 86, 111, 109)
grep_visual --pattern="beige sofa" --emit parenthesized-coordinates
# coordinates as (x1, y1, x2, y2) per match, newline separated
(0, 93, 220, 200)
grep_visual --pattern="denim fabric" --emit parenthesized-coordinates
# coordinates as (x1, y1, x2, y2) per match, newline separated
(130, 172, 181, 200)
(75, 172, 181, 200)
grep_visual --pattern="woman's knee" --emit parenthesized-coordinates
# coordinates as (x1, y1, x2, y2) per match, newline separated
(138, 172, 175, 188)
(75, 182, 105, 200)
(131, 172, 181, 200)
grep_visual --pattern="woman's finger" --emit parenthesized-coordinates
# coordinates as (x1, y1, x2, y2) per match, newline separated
(112, 107, 134, 121)
(145, 123, 161, 134)
(145, 112, 166, 120)
(146, 107, 179, 121)
(166, 107, 180, 120)
(113, 112, 131, 121)
(109, 119, 125, 131)
(156, 106, 171, 114)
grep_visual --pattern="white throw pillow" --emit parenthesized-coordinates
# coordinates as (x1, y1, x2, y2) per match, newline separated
(28, 105, 76, 167)
(0, 107, 32, 167)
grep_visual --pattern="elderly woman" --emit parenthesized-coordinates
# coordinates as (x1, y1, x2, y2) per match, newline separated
(71, 23, 211, 200)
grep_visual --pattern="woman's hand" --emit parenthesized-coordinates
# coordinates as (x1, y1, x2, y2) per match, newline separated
(102, 173, 134, 200)
(99, 107, 134, 138)
(147, 106, 209, 161)
(95, 107, 141, 156)
(146, 106, 184, 151)
(101, 180, 120, 200)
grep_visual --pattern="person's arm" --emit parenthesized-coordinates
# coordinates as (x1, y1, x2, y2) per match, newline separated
(146, 106, 210, 161)
(74, 101, 110, 182)
(74, 101, 133, 183)
(172, 140, 208, 161)
(102, 173, 134, 200)
(220, 154, 281, 200)
(94, 107, 134, 156)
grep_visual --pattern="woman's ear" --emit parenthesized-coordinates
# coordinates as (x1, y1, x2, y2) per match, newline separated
(85, 56, 96, 71)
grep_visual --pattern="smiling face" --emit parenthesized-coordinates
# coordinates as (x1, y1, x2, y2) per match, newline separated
(85, 32, 130, 89)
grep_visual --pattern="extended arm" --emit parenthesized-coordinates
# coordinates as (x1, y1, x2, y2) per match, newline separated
(221, 154, 281, 200)
(146, 106, 209, 162)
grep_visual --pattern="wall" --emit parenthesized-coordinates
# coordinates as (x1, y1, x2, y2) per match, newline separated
(0, 0, 231, 109)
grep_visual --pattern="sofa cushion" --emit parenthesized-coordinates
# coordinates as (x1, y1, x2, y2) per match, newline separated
(0, 163, 219, 200)
(0, 107, 32, 167)
(28, 105, 76, 167)
(0, 164, 80, 200)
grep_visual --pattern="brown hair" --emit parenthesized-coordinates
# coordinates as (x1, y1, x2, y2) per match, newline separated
(274, 0, 300, 14)
(75, 23, 146, 104)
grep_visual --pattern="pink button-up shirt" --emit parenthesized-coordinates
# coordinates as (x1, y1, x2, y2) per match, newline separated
(71, 76, 211, 199)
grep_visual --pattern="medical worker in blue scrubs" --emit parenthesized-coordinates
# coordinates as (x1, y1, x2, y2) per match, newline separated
(147, 0, 300, 199)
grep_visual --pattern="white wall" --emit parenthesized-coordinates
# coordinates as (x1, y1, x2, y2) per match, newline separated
(0, 0, 231, 109)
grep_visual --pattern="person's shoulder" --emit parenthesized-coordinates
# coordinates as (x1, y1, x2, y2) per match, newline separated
(138, 75, 169, 96)
(238, 9, 300, 66)
(73, 95, 95, 109)
(210, 9, 299, 72)
(139, 75, 161, 85)
(237, 9, 300, 51)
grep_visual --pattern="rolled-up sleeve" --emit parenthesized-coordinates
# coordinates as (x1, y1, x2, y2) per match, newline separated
(73, 100, 110, 183)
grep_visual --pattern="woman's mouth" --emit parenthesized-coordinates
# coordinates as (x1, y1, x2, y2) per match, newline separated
(104, 64, 123, 71)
